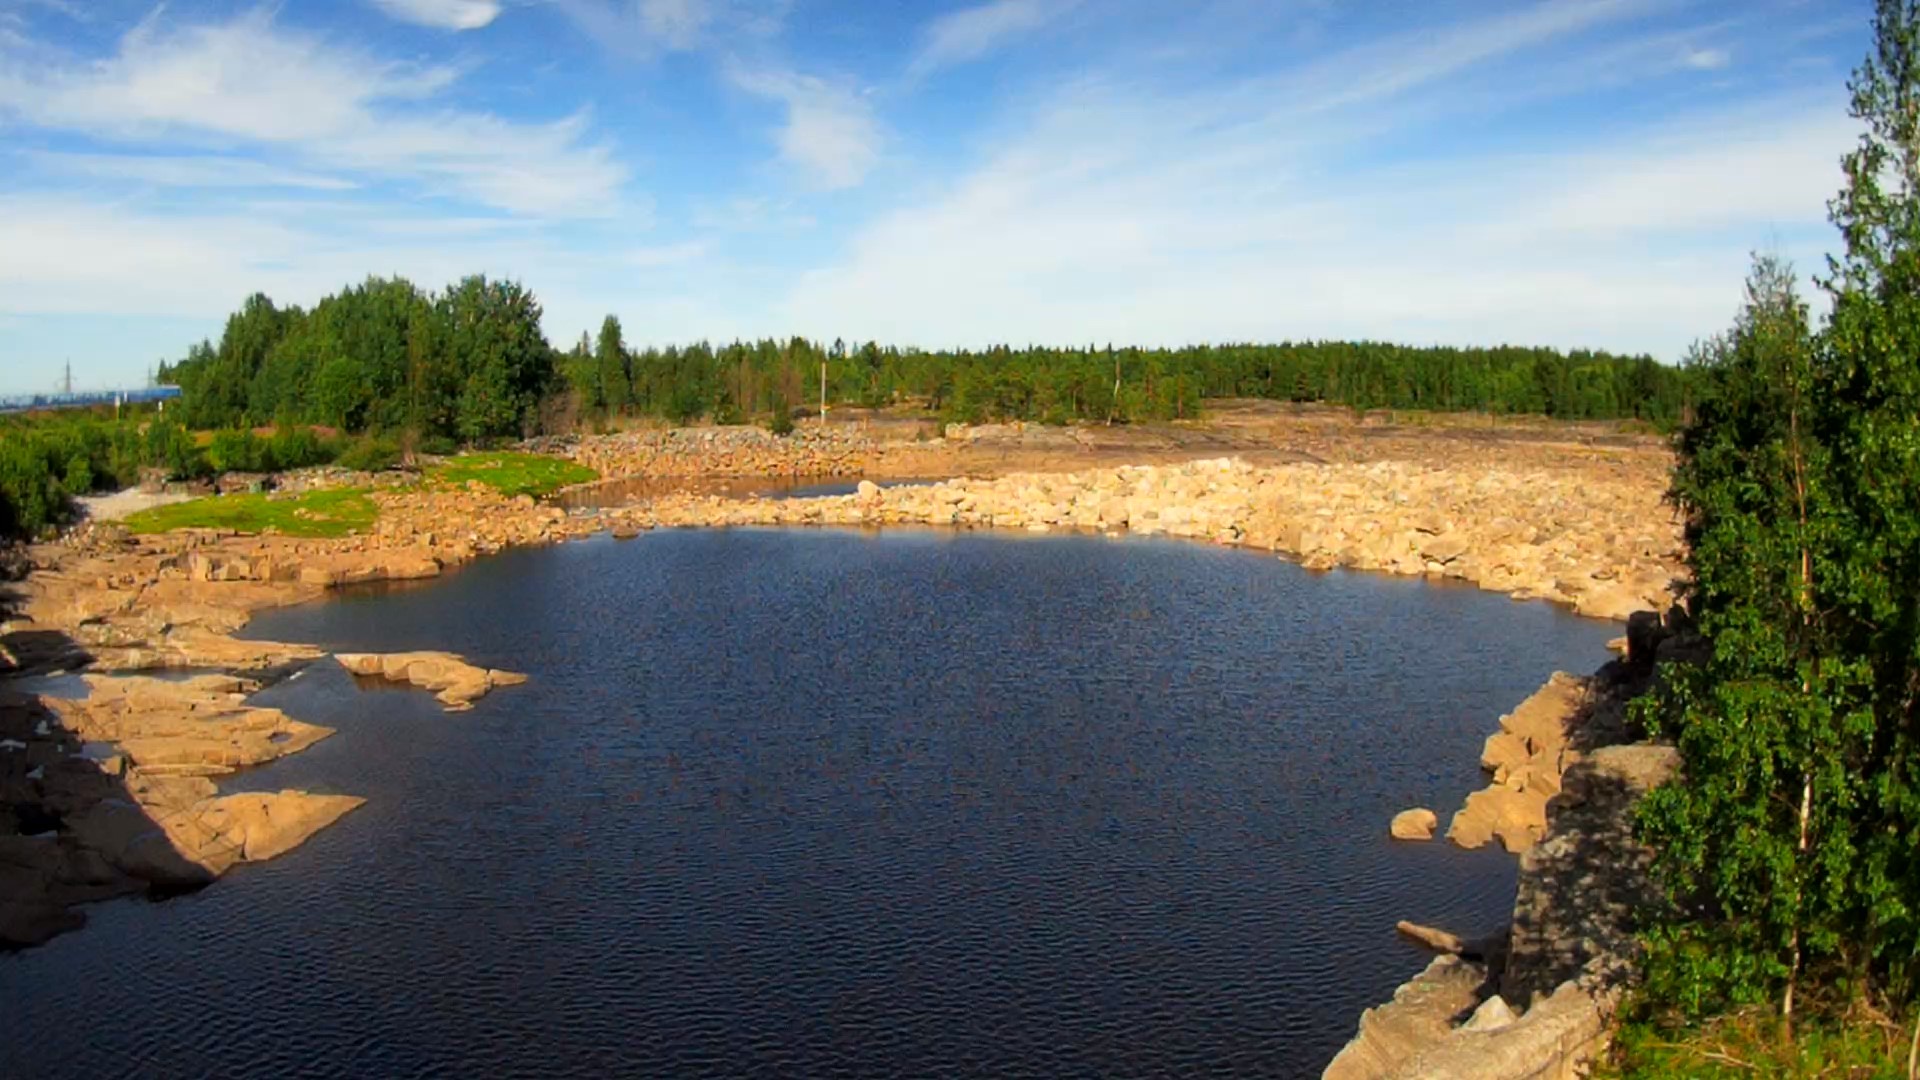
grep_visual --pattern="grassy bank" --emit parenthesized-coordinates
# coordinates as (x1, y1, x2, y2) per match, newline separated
(122, 489, 377, 538)
(1601, 1010, 1912, 1078)
(429, 451, 596, 498)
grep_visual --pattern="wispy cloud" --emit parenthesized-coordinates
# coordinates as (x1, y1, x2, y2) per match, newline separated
(551, 0, 785, 56)
(1683, 45, 1731, 69)
(908, 0, 1063, 79)
(366, 0, 502, 31)
(23, 150, 359, 191)
(727, 63, 881, 190)
(0, 8, 626, 215)
(1278, 0, 1659, 114)
(779, 32, 1853, 362)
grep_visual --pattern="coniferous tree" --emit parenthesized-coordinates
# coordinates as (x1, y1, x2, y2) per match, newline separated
(596, 315, 631, 416)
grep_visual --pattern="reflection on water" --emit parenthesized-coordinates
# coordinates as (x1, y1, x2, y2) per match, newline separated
(0, 530, 1617, 1079)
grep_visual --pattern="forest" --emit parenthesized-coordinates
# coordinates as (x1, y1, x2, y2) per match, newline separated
(153, 273, 1689, 439)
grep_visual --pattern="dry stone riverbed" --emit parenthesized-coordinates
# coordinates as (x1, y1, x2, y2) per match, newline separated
(0, 528, 1620, 1078)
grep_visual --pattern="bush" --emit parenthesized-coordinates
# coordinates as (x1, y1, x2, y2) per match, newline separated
(143, 417, 209, 480)
(206, 428, 266, 473)
(766, 403, 795, 436)
(265, 425, 334, 471)
(335, 436, 402, 473)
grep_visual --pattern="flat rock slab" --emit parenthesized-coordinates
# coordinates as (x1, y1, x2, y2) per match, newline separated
(335, 651, 528, 711)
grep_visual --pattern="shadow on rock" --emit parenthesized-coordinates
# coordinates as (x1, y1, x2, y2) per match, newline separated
(1, 624, 363, 949)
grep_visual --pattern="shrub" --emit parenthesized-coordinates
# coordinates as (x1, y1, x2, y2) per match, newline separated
(766, 402, 795, 436)
(335, 436, 402, 473)
(207, 428, 266, 473)
(265, 425, 333, 471)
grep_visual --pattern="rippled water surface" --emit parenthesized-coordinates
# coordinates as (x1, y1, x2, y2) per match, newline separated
(0, 529, 1617, 1078)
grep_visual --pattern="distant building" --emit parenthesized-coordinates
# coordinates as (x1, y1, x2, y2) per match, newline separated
(0, 386, 183, 414)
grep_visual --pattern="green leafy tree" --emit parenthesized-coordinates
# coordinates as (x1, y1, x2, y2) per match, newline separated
(1818, 0, 1920, 1004)
(1633, 257, 1869, 1024)
(441, 276, 553, 441)
(1636, 0, 1920, 1027)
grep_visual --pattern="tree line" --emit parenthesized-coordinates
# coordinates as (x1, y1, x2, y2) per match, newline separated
(156, 276, 1689, 439)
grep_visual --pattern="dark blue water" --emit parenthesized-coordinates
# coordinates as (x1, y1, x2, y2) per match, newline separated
(0, 529, 1616, 1078)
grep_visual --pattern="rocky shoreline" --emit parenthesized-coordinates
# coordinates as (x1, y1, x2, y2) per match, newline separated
(613, 455, 1682, 620)
(1324, 620, 1692, 1079)
(1, 423, 1684, 1076)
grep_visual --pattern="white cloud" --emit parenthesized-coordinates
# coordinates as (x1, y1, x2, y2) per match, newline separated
(1270, 0, 1657, 114)
(0, 9, 627, 216)
(24, 150, 359, 191)
(909, 0, 1058, 78)
(728, 64, 880, 190)
(367, 0, 503, 31)
(776, 69, 1852, 361)
(638, 0, 713, 49)
(1683, 46, 1731, 70)
(552, 0, 782, 55)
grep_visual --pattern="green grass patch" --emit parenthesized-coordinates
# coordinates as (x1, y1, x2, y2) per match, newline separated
(428, 451, 597, 498)
(122, 488, 378, 538)
(1601, 1010, 1912, 1078)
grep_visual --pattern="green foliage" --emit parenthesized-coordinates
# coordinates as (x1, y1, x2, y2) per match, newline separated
(143, 416, 208, 480)
(596, 315, 632, 415)
(428, 451, 597, 498)
(619, 337, 1677, 429)
(0, 408, 222, 539)
(1602, 1008, 1913, 1078)
(122, 489, 377, 538)
(1634, 0, 1920, 1031)
(266, 425, 335, 471)
(160, 280, 1687, 441)
(765, 401, 796, 436)
(1632, 257, 1869, 1015)
(206, 428, 266, 474)
(334, 436, 402, 473)
(163, 274, 554, 442)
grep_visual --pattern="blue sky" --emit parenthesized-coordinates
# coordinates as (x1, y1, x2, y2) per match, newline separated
(0, 0, 1869, 394)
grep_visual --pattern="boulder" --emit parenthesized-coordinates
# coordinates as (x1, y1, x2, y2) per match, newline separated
(1419, 532, 1470, 565)
(1389, 807, 1438, 841)
(1446, 786, 1551, 853)
(1460, 994, 1518, 1033)
(1497, 673, 1585, 761)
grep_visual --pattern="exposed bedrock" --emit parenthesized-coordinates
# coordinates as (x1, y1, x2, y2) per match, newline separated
(0, 683, 363, 948)
(335, 651, 528, 711)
